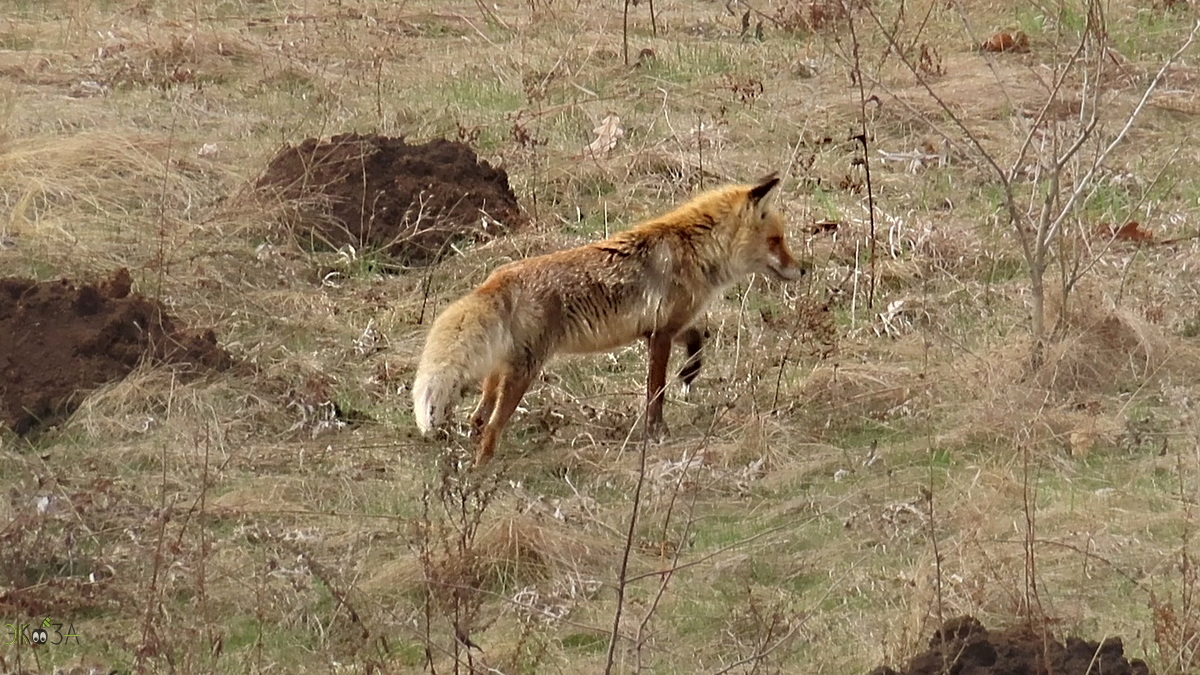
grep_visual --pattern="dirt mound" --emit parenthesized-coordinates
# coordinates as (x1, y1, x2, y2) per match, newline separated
(0, 269, 231, 435)
(869, 616, 1151, 675)
(255, 133, 525, 265)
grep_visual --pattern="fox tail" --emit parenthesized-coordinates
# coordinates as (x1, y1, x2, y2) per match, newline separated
(412, 293, 511, 435)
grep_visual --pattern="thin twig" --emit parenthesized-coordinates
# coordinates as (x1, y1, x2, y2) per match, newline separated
(727, 0, 783, 29)
(471, 0, 510, 31)
(604, 432, 650, 674)
(152, 99, 180, 301)
(133, 451, 173, 673)
(844, 2, 877, 310)
(705, 558, 864, 675)
(622, 0, 632, 66)
(634, 409, 727, 668)
(1021, 433, 1044, 622)
(1042, 19, 1200, 247)
(624, 522, 792, 584)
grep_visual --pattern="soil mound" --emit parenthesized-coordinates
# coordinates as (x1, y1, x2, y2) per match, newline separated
(0, 269, 231, 435)
(869, 616, 1151, 675)
(255, 133, 525, 264)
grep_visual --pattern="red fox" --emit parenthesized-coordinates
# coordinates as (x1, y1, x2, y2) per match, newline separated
(412, 174, 807, 465)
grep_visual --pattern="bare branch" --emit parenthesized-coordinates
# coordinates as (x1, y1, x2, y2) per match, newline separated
(604, 432, 650, 674)
(1002, 10, 1094, 185)
(862, 4, 1031, 267)
(1042, 19, 1200, 248)
(862, 6, 1009, 188)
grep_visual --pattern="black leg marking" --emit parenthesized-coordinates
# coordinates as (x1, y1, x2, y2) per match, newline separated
(676, 326, 707, 391)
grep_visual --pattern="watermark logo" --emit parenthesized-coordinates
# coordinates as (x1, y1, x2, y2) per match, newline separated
(5, 618, 81, 647)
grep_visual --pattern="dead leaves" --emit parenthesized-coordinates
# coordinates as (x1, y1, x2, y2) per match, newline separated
(980, 31, 1030, 53)
(917, 42, 945, 76)
(580, 113, 624, 160)
(1093, 221, 1196, 246)
(1100, 221, 1156, 244)
(725, 74, 765, 107)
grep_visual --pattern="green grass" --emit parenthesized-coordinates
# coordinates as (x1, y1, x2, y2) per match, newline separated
(0, 31, 36, 50)
(643, 43, 741, 84)
(560, 630, 607, 652)
(1122, 7, 1197, 58)
(1013, 6, 1050, 36)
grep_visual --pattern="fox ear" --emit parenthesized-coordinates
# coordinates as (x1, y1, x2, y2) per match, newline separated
(748, 173, 781, 204)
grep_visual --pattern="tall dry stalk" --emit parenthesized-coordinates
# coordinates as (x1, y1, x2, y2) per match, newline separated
(604, 433, 650, 674)
(843, 4, 879, 311)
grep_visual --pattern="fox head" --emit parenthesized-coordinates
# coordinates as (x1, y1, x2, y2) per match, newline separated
(733, 174, 808, 281)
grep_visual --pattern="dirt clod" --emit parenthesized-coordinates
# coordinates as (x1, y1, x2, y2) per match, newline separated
(0, 269, 231, 435)
(868, 616, 1151, 675)
(255, 133, 526, 264)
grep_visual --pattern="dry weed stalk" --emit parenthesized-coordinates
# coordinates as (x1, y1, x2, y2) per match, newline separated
(133, 443, 172, 674)
(1019, 434, 1046, 625)
(1149, 449, 1200, 673)
(151, 99, 180, 300)
(708, 586, 804, 675)
(842, 3, 880, 311)
(605, 402, 813, 671)
(604, 432, 649, 675)
(622, 0, 659, 66)
(632, 411, 729, 671)
(867, 1, 1200, 366)
(415, 449, 504, 674)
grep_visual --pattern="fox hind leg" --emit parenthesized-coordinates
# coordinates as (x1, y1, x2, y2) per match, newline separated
(675, 325, 707, 397)
(474, 367, 536, 466)
(470, 371, 501, 436)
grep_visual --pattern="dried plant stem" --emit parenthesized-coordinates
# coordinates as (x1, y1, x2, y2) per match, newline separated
(844, 3, 878, 310)
(134, 445, 171, 674)
(634, 411, 726, 669)
(1021, 439, 1043, 621)
(604, 434, 650, 674)
(152, 101, 179, 301)
(926, 475, 943, 629)
(622, 0, 632, 66)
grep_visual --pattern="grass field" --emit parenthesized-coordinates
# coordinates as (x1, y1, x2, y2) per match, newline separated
(2, 1, 1200, 673)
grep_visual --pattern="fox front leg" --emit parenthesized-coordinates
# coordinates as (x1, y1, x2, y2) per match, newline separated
(644, 330, 674, 439)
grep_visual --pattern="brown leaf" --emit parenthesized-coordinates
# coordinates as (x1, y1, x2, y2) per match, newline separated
(1095, 220, 1154, 244)
(1114, 221, 1154, 242)
(584, 113, 623, 158)
(981, 31, 1029, 53)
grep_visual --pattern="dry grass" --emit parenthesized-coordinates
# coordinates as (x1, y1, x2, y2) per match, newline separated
(1, 1, 1200, 674)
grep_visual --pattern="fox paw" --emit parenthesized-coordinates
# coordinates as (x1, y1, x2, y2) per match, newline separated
(646, 419, 669, 442)
(423, 426, 453, 441)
